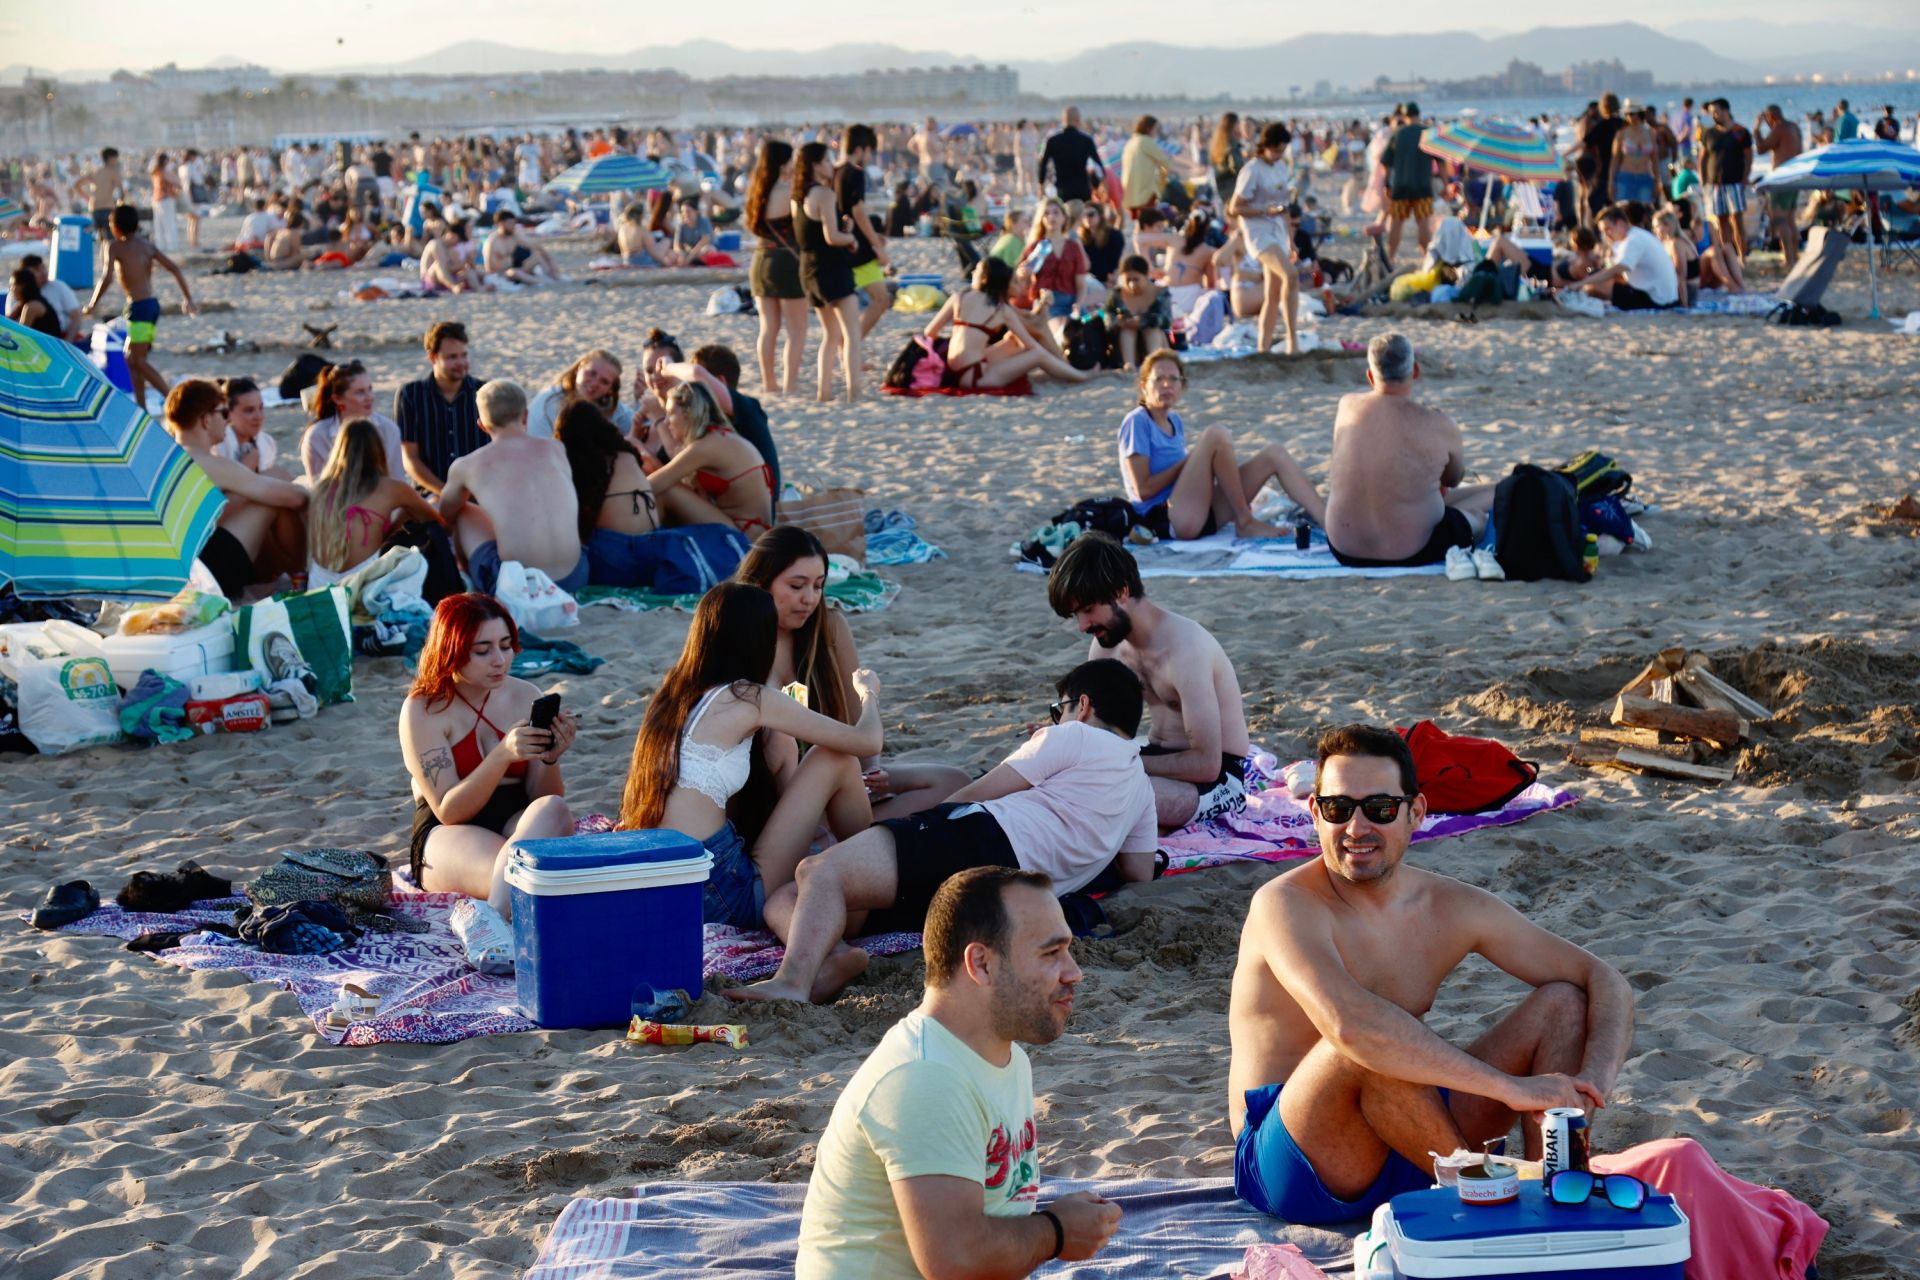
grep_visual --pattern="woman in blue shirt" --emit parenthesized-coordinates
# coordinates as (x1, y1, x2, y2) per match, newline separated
(1116, 351, 1326, 542)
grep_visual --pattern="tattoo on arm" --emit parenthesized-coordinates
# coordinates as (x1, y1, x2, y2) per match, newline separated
(420, 747, 454, 791)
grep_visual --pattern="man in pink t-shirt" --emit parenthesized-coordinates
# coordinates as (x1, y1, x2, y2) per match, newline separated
(728, 659, 1159, 1005)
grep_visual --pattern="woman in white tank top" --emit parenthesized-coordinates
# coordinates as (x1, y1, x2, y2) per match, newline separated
(620, 583, 882, 929)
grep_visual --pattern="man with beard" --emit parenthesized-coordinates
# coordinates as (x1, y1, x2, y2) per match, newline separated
(794, 867, 1124, 1277)
(726, 660, 1156, 1007)
(1227, 725, 1634, 1225)
(1048, 533, 1254, 831)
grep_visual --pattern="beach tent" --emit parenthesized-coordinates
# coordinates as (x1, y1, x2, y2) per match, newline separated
(545, 154, 671, 196)
(1757, 138, 1920, 319)
(1420, 120, 1560, 229)
(0, 315, 224, 598)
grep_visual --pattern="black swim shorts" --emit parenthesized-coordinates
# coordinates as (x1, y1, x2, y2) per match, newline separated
(863, 803, 1020, 934)
(1327, 507, 1474, 569)
(1141, 745, 1249, 821)
(198, 527, 255, 600)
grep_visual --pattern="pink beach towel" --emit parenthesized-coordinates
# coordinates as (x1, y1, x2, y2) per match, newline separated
(1592, 1138, 1828, 1280)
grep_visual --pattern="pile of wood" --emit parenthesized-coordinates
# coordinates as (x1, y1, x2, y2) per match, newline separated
(1568, 648, 1774, 785)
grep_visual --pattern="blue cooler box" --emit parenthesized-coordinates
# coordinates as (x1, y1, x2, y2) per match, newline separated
(504, 830, 711, 1029)
(1381, 1185, 1689, 1279)
(51, 213, 95, 292)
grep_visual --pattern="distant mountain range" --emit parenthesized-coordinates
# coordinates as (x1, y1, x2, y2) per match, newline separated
(6, 21, 1918, 92)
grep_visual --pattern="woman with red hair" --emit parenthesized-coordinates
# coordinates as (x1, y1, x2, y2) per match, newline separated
(399, 593, 577, 943)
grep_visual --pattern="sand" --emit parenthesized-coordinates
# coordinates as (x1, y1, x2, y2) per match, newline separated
(3, 216, 1918, 1278)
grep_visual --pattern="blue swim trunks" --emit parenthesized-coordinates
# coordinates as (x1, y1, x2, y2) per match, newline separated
(1234, 1083, 1434, 1225)
(467, 541, 589, 597)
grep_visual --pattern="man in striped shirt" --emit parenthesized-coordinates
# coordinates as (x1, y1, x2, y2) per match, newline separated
(394, 320, 485, 494)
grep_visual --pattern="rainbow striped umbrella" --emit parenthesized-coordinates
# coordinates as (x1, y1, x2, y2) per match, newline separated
(0, 315, 224, 597)
(546, 153, 671, 195)
(1419, 120, 1561, 183)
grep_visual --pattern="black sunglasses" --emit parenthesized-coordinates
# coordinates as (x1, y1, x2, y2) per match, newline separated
(1548, 1171, 1647, 1212)
(1311, 793, 1416, 824)
(1047, 694, 1081, 725)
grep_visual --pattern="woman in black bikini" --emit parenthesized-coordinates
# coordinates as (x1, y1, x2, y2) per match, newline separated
(399, 594, 578, 917)
(922, 256, 1094, 390)
(556, 401, 660, 586)
(792, 140, 863, 404)
(746, 138, 808, 396)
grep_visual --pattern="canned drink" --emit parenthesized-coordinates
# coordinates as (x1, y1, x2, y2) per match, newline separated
(1542, 1107, 1590, 1177)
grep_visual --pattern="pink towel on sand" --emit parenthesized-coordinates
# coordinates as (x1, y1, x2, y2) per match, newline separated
(1232, 1242, 1331, 1278)
(1592, 1137, 1827, 1280)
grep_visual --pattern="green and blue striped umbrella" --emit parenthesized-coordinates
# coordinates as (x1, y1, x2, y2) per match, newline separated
(1420, 120, 1561, 183)
(1758, 139, 1920, 319)
(546, 153, 671, 195)
(0, 315, 225, 597)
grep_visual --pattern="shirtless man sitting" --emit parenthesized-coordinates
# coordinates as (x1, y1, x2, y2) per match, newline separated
(421, 221, 486, 293)
(1324, 334, 1495, 573)
(163, 380, 307, 601)
(480, 211, 562, 284)
(439, 380, 590, 596)
(1048, 533, 1253, 831)
(1228, 725, 1633, 1225)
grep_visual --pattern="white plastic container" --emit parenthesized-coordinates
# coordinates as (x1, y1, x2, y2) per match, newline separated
(101, 617, 236, 690)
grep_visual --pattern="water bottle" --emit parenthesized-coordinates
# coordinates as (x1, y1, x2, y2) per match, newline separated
(1582, 532, 1599, 578)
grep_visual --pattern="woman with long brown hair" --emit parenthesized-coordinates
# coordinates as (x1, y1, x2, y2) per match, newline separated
(556, 400, 659, 585)
(619, 583, 881, 928)
(308, 419, 442, 586)
(792, 140, 862, 403)
(1210, 111, 1244, 201)
(734, 526, 968, 821)
(301, 360, 405, 483)
(746, 137, 808, 395)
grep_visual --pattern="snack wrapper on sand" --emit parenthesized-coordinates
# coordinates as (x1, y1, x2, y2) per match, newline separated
(627, 1017, 749, 1049)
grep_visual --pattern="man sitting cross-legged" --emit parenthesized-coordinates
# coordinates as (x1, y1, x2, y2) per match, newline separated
(727, 658, 1157, 1005)
(1228, 724, 1634, 1224)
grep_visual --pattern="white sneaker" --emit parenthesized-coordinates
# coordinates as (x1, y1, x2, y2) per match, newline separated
(1472, 548, 1506, 581)
(450, 898, 515, 975)
(1629, 520, 1653, 552)
(1445, 546, 1477, 581)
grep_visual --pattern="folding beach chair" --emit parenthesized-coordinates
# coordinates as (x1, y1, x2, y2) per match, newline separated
(1878, 198, 1920, 273)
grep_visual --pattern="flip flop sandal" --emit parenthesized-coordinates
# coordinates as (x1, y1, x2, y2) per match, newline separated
(324, 983, 380, 1028)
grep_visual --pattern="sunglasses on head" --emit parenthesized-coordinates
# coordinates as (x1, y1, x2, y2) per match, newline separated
(1047, 694, 1081, 725)
(1548, 1171, 1648, 1212)
(1311, 793, 1416, 824)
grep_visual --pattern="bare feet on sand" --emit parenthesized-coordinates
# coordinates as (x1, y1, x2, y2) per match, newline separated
(1240, 518, 1289, 540)
(722, 945, 870, 1005)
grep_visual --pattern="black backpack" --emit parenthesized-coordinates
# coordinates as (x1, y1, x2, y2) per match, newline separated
(1494, 464, 1591, 582)
(1061, 314, 1108, 371)
(1768, 301, 1842, 328)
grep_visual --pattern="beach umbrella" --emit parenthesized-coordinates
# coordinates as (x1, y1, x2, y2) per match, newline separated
(0, 315, 224, 598)
(941, 123, 980, 139)
(545, 153, 670, 196)
(1757, 138, 1920, 319)
(1421, 120, 1561, 229)
(0, 196, 24, 226)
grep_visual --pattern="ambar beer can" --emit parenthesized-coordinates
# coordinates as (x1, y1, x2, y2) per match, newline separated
(1542, 1107, 1590, 1177)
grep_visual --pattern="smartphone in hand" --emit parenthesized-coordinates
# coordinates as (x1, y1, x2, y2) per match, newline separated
(530, 693, 561, 732)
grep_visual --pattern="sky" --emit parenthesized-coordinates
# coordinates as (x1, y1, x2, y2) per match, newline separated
(3, 0, 1903, 74)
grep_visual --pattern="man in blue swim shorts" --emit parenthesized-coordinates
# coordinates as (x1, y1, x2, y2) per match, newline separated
(83, 204, 198, 409)
(1226, 725, 1636, 1225)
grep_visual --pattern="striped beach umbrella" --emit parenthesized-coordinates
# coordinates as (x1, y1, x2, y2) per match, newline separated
(0, 196, 24, 225)
(1419, 120, 1561, 183)
(1758, 139, 1920, 318)
(0, 315, 225, 597)
(545, 153, 671, 195)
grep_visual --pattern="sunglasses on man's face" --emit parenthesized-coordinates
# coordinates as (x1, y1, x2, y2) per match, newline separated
(1311, 793, 1416, 825)
(1047, 695, 1081, 725)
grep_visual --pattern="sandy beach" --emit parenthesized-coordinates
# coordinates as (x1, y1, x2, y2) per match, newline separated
(3, 221, 1918, 1278)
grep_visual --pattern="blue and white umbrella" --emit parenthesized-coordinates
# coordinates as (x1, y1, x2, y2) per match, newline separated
(546, 153, 671, 196)
(1758, 139, 1920, 317)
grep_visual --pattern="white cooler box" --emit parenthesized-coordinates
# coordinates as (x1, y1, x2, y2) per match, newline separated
(54, 617, 236, 690)
(1357, 1185, 1690, 1279)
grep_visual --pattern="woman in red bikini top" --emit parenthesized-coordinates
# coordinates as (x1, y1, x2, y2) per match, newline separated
(641, 380, 774, 535)
(398, 593, 579, 917)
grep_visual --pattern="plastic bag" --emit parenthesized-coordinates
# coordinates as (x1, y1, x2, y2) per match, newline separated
(120, 588, 230, 636)
(14, 653, 123, 753)
(494, 560, 579, 631)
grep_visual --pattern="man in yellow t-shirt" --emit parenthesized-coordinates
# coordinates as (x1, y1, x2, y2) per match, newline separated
(796, 867, 1122, 1278)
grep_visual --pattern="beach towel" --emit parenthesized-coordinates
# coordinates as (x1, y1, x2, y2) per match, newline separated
(1015, 526, 1449, 580)
(526, 1177, 1356, 1279)
(1592, 1138, 1827, 1280)
(579, 571, 900, 615)
(863, 510, 947, 565)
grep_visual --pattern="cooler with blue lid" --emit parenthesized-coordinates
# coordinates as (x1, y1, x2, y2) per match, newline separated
(504, 830, 711, 1029)
(1374, 1184, 1689, 1279)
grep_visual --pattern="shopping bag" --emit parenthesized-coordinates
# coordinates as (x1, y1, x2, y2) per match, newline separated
(776, 484, 867, 562)
(276, 585, 354, 706)
(494, 560, 579, 631)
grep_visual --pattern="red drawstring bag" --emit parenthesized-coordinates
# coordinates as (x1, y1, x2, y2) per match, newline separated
(1397, 721, 1538, 814)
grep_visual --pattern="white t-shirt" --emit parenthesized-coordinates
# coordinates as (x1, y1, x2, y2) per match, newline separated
(216, 426, 279, 473)
(239, 210, 282, 244)
(1233, 156, 1295, 256)
(798, 1010, 1038, 1279)
(301, 412, 405, 482)
(982, 720, 1157, 894)
(527, 385, 635, 440)
(1610, 226, 1679, 307)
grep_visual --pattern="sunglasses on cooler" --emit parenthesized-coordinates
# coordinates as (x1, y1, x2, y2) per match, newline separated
(1548, 1171, 1648, 1212)
(1310, 793, 1416, 824)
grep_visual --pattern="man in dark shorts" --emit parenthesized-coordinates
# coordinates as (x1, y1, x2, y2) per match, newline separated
(1048, 534, 1260, 830)
(836, 124, 892, 338)
(1324, 334, 1494, 573)
(1039, 106, 1105, 220)
(725, 659, 1157, 1005)
(162, 380, 308, 600)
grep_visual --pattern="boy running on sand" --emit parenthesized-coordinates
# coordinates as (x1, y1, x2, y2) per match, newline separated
(83, 204, 197, 409)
